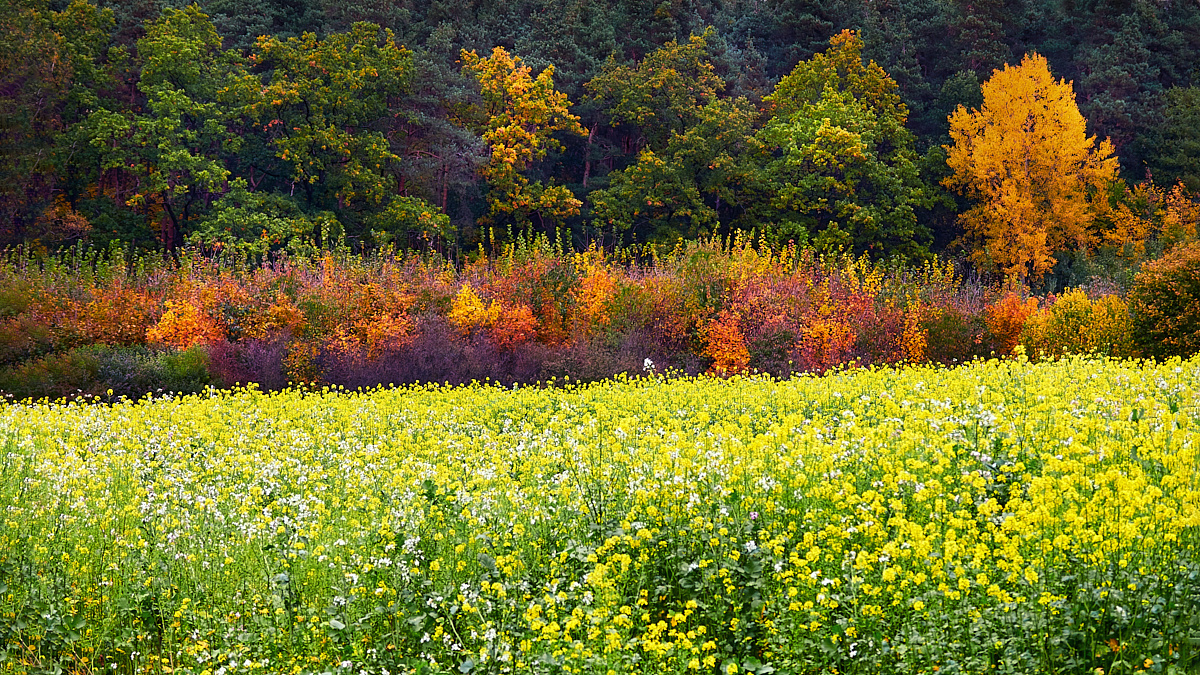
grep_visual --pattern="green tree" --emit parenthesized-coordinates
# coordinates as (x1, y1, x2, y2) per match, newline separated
(1075, 11, 1162, 166)
(1144, 86, 1200, 192)
(585, 29, 758, 244)
(752, 30, 932, 257)
(241, 23, 415, 221)
(949, 0, 1011, 75)
(75, 4, 241, 250)
(586, 28, 726, 151)
(589, 97, 757, 243)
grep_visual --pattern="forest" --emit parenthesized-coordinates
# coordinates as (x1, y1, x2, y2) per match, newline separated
(3, 0, 1199, 277)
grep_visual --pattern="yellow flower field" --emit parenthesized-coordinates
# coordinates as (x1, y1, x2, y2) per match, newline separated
(1, 357, 1198, 674)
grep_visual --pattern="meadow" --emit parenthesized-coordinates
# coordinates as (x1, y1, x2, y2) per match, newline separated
(1, 356, 1198, 675)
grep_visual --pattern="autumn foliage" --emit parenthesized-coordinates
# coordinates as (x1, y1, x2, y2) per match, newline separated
(945, 53, 1118, 279)
(0, 235, 1183, 399)
(1129, 240, 1200, 358)
(461, 47, 586, 230)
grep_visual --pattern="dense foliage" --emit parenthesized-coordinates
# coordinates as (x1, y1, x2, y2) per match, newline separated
(2, 358, 1198, 674)
(1129, 240, 1200, 359)
(0, 241, 1160, 400)
(3, 0, 1199, 274)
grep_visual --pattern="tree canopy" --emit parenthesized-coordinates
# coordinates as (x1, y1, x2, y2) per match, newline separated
(945, 53, 1118, 278)
(0, 0, 1196, 277)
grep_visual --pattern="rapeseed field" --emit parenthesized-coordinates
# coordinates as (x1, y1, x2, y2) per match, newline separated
(1, 356, 1198, 674)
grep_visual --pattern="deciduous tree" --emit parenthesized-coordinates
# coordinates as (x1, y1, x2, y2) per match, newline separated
(585, 30, 758, 244)
(243, 23, 414, 213)
(752, 30, 932, 258)
(461, 46, 585, 234)
(944, 52, 1118, 279)
(77, 5, 241, 251)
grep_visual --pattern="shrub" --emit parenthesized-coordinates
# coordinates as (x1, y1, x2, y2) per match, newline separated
(0, 314, 55, 367)
(1021, 289, 1137, 358)
(746, 330, 798, 376)
(921, 305, 988, 365)
(701, 309, 751, 375)
(793, 317, 857, 372)
(146, 300, 223, 348)
(156, 346, 213, 391)
(0, 345, 212, 400)
(206, 337, 289, 390)
(0, 347, 101, 400)
(1129, 240, 1200, 357)
(0, 279, 33, 318)
(984, 291, 1039, 355)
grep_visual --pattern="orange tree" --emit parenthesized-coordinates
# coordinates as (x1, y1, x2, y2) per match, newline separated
(944, 53, 1118, 279)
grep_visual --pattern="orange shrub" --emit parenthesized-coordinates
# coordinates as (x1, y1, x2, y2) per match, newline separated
(69, 286, 159, 346)
(258, 293, 308, 338)
(574, 259, 616, 333)
(703, 309, 751, 375)
(900, 303, 927, 363)
(795, 317, 857, 373)
(146, 300, 223, 348)
(490, 303, 540, 351)
(985, 291, 1039, 355)
(357, 313, 415, 357)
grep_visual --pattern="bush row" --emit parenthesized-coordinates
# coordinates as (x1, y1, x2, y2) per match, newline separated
(0, 238, 1197, 400)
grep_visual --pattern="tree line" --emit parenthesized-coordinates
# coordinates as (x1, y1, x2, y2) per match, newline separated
(2, 0, 1199, 279)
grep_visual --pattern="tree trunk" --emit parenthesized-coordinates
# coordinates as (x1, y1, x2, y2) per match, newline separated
(441, 163, 449, 211)
(582, 122, 597, 188)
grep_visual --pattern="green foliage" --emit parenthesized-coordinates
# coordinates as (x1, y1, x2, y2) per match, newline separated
(587, 28, 726, 149)
(1129, 240, 1200, 358)
(73, 5, 243, 249)
(586, 30, 762, 244)
(188, 179, 318, 255)
(1145, 86, 1200, 192)
(3, 0, 1200, 260)
(1075, 12, 1161, 158)
(768, 29, 908, 128)
(590, 97, 758, 243)
(242, 23, 414, 212)
(0, 344, 212, 401)
(0, 280, 33, 320)
(753, 32, 932, 258)
(0, 0, 114, 243)
(369, 195, 452, 247)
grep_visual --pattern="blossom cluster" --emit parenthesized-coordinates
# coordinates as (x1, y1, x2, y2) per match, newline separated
(1, 356, 1197, 673)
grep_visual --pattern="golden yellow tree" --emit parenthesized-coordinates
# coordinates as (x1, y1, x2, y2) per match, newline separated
(461, 47, 585, 233)
(944, 53, 1118, 278)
